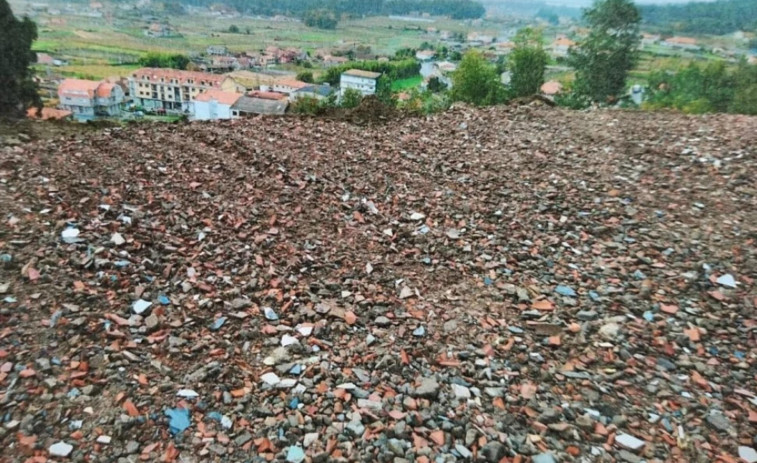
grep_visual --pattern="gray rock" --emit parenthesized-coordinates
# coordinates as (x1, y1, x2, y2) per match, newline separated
(375, 316, 391, 326)
(125, 441, 140, 454)
(532, 453, 556, 463)
(577, 310, 598, 321)
(455, 444, 472, 458)
(346, 420, 365, 437)
(413, 377, 440, 399)
(706, 413, 734, 434)
(481, 442, 507, 463)
(234, 432, 252, 446)
(738, 446, 757, 463)
(618, 450, 642, 463)
(387, 439, 405, 456)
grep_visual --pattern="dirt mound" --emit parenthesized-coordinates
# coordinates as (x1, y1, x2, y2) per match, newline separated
(0, 106, 755, 462)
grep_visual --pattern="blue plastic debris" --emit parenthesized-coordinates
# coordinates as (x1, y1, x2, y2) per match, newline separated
(289, 364, 302, 375)
(633, 270, 647, 280)
(50, 310, 63, 327)
(588, 291, 600, 302)
(165, 408, 191, 435)
(207, 412, 223, 423)
(734, 351, 745, 360)
(67, 388, 81, 399)
(158, 295, 171, 305)
(263, 307, 278, 321)
(412, 326, 426, 337)
(555, 285, 576, 297)
(210, 317, 226, 331)
(286, 446, 305, 463)
(289, 398, 299, 409)
(484, 277, 493, 286)
(643, 311, 654, 322)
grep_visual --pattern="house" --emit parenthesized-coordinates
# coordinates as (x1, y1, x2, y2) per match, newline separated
(551, 37, 576, 58)
(128, 68, 243, 112)
(58, 78, 124, 121)
(340, 69, 381, 97)
(291, 84, 333, 101)
(541, 81, 563, 96)
(37, 53, 55, 65)
(231, 96, 288, 117)
(416, 50, 436, 62)
(145, 23, 175, 38)
(495, 41, 515, 55)
(27, 107, 72, 120)
(272, 79, 310, 95)
(322, 55, 349, 67)
(249, 91, 287, 101)
(435, 61, 458, 73)
(207, 45, 228, 56)
(641, 33, 661, 48)
(662, 36, 700, 51)
(192, 89, 242, 121)
(226, 70, 279, 91)
(467, 32, 494, 45)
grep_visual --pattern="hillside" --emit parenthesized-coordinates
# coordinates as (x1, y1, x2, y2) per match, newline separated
(641, 0, 757, 35)
(0, 106, 756, 462)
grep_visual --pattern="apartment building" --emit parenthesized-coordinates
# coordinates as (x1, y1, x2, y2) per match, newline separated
(128, 68, 243, 112)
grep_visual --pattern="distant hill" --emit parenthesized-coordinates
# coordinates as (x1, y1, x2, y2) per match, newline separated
(178, 0, 486, 20)
(640, 0, 757, 35)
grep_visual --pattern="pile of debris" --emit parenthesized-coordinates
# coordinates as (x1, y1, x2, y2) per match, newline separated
(0, 106, 755, 463)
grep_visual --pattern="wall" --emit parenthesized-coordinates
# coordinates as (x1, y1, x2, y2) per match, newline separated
(193, 100, 233, 120)
(340, 75, 377, 96)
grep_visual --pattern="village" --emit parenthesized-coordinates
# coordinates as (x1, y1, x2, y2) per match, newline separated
(15, 0, 757, 122)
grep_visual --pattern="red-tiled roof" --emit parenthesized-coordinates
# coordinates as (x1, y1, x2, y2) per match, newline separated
(274, 79, 310, 90)
(130, 68, 228, 87)
(666, 36, 698, 45)
(194, 89, 242, 105)
(553, 37, 576, 47)
(96, 82, 117, 98)
(27, 107, 72, 120)
(343, 69, 382, 79)
(541, 81, 563, 95)
(250, 91, 287, 101)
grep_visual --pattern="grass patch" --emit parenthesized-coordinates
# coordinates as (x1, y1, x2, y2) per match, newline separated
(391, 75, 423, 91)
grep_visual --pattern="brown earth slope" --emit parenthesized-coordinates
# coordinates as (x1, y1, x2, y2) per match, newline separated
(0, 106, 755, 463)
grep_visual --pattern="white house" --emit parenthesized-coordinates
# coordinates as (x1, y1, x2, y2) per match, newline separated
(192, 89, 242, 121)
(272, 79, 311, 96)
(339, 69, 381, 97)
(58, 78, 124, 121)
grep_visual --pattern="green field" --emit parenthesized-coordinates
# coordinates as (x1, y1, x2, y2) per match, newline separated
(391, 75, 423, 91)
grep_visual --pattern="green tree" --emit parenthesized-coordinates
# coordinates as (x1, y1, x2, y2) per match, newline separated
(138, 52, 190, 70)
(303, 9, 338, 29)
(508, 27, 548, 98)
(427, 76, 447, 93)
(569, 0, 641, 104)
(296, 71, 314, 83)
(340, 88, 363, 108)
(1, 0, 41, 117)
(228, 24, 240, 33)
(450, 50, 506, 106)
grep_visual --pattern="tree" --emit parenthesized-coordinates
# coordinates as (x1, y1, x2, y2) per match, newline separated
(569, 0, 640, 104)
(296, 71, 314, 83)
(1, 0, 41, 118)
(228, 24, 240, 33)
(303, 9, 338, 29)
(450, 50, 506, 106)
(427, 76, 447, 93)
(138, 52, 190, 70)
(508, 27, 548, 98)
(340, 88, 363, 108)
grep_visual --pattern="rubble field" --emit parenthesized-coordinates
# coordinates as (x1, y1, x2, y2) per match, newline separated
(0, 106, 755, 463)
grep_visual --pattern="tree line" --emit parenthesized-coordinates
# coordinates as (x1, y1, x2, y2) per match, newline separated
(177, 0, 485, 20)
(646, 60, 757, 115)
(318, 59, 421, 86)
(640, 0, 757, 35)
